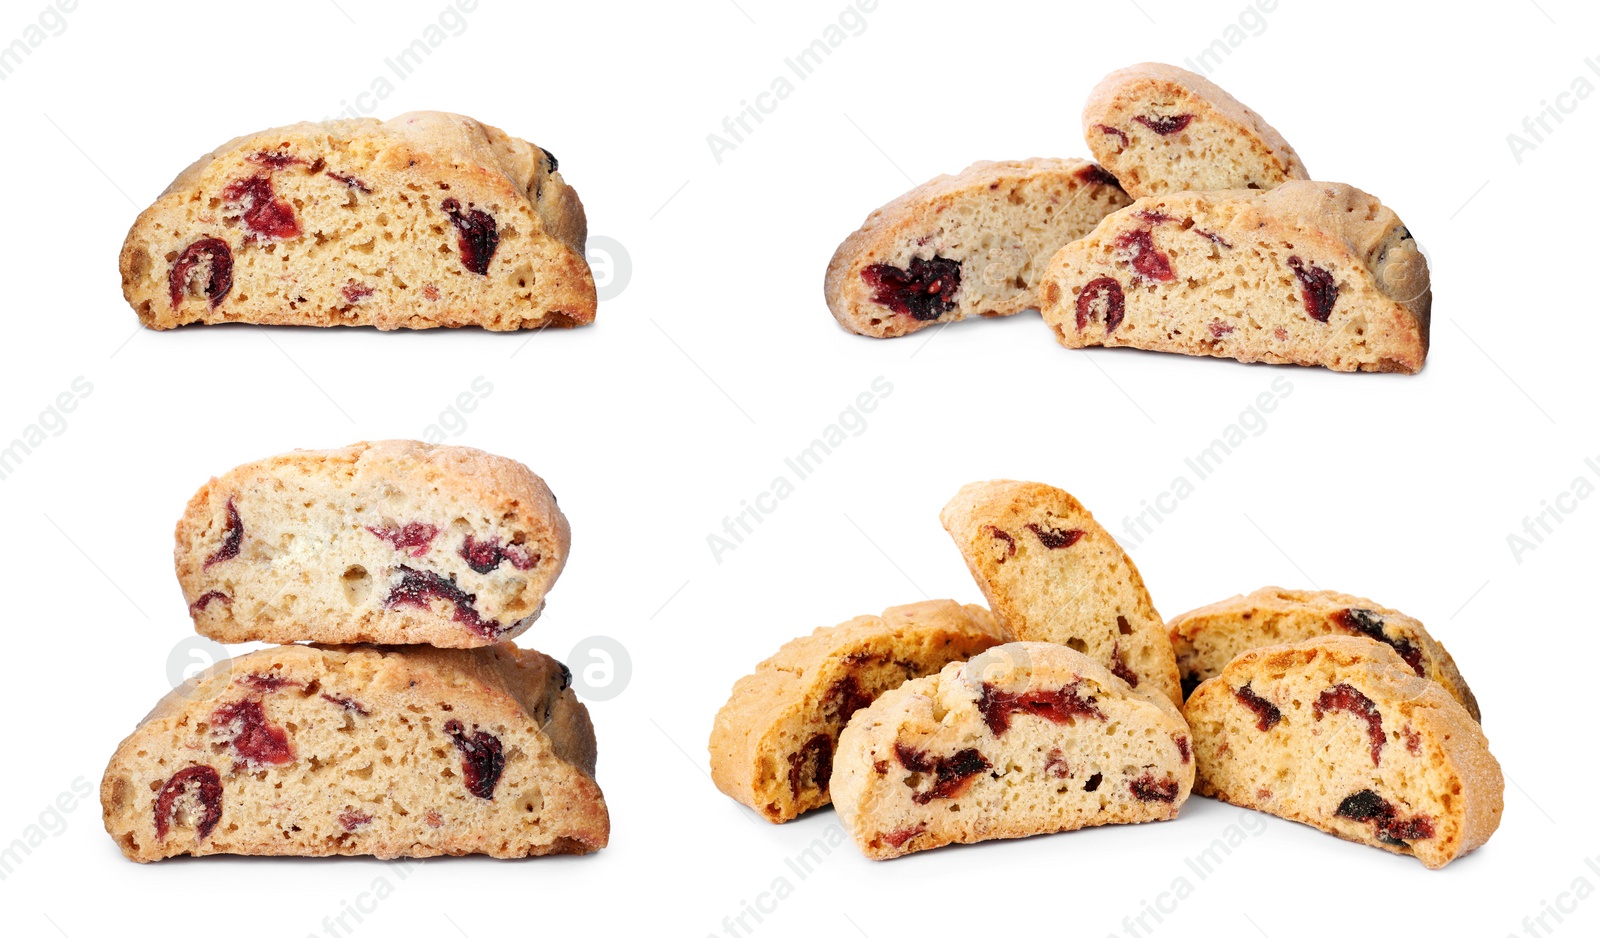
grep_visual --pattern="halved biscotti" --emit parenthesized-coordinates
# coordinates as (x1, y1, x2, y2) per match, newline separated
(1083, 62, 1308, 198)
(708, 600, 1007, 823)
(120, 111, 595, 330)
(1038, 182, 1431, 373)
(101, 643, 608, 861)
(177, 440, 568, 648)
(832, 641, 1193, 859)
(1169, 586, 1479, 719)
(1184, 637, 1501, 869)
(941, 480, 1181, 705)
(825, 158, 1131, 337)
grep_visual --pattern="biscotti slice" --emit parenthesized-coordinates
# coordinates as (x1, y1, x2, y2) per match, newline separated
(941, 480, 1181, 705)
(1169, 586, 1480, 719)
(832, 641, 1193, 859)
(1038, 182, 1431, 373)
(825, 158, 1131, 337)
(101, 643, 608, 861)
(120, 111, 595, 331)
(708, 600, 1007, 823)
(1184, 636, 1502, 869)
(1083, 62, 1308, 198)
(177, 440, 568, 648)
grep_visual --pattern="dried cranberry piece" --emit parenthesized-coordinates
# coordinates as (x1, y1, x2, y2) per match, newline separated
(236, 673, 297, 693)
(222, 175, 301, 240)
(168, 237, 233, 309)
(541, 149, 558, 173)
(1094, 124, 1129, 148)
(1335, 789, 1434, 845)
(1110, 645, 1140, 688)
(1084, 772, 1103, 792)
(342, 282, 374, 303)
(860, 256, 963, 321)
(824, 673, 874, 724)
(441, 198, 500, 275)
(1331, 608, 1424, 676)
(383, 565, 504, 638)
(1287, 256, 1338, 321)
(1075, 277, 1125, 333)
(1193, 228, 1232, 248)
(1115, 227, 1175, 282)
(894, 744, 990, 804)
(978, 681, 1104, 736)
(1133, 114, 1194, 135)
(189, 590, 231, 613)
(1076, 163, 1122, 188)
(1209, 320, 1235, 338)
(204, 498, 243, 569)
(1133, 210, 1177, 225)
(154, 765, 222, 840)
(212, 698, 294, 766)
(1234, 683, 1281, 731)
(459, 536, 538, 575)
(787, 733, 834, 799)
(327, 171, 372, 194)
(1027, 523, 1085, 549)
(1174, 735, 1191, 764)
(445, 719, 505, 799)
(322, 693, 370, 716)
(1314, 683, 1385, 766)
(366, 522, 440, 558)
(248, 150, 304, 169)
(984, 525, 1016, 562)
(1130, 773, 1179, 803)
(338, 810, 373, 831)
(882, 823, 926, 848)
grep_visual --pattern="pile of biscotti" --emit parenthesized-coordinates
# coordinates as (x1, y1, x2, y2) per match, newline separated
(99, 440, 609, 861)
(709, 480, 1500, 868)
(825, 62, 1431, 374)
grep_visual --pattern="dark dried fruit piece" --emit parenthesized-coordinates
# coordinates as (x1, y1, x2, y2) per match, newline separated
(1331, 608, 1424, 676)
(383, 565, 504, 638)
(445, 720, 505, 798)
(1130, 773, 1179, 803)
(984, 525, 1016, 561)
(322, 693, 370, 716)
(1084, 772, 1103, 792)
(541, 149, 558, 173)
(222, 175, 302, 240)
(787, 733, 834, 798)
(366, 522, 440, 558)
(1075, 277, 1125, 333)
(1287, 256, 1338, 322)
(1076, 164, 1122, 188)
(1110, 645, 1140, 688)
(1133, 114, 1194, 135)
(824, 673, 874, 725)
(978, 681, 1104, 736)
(327, 171, 372, 194)
(1026, 523, 1085, 549)
(1315, 683, 1385, 766)
(212, 698, 294, 766)
(248, 150, 304, 169)
(1193, 228, 1232, 248)
(441, 198, 500, 275)
(882, 823, 927, 848)
(168, 237, 233, 309)
(1094, 124, 1130, 148)
(342, 282, 374, 303)
(154, 765, 222, 840)
(860, 255, 962, 322)
(459, 535, 538, 575)
(189, 590, 231, 613)
(895, 744, 991, 804)
(1209, 320, 1235, 338)
(204, 498, 243, 569)
(1114, 227, 1175, 282)
(1234, 683, 1281, 731)
(236, 673, 297, 693)
(1335, 789, 1435, 845)
(1174, 735, 1191, 764)
(338, 810, 373, 831)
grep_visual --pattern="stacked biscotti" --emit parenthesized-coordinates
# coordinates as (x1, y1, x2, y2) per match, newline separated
(710, 481, 1499, 868)
(826, 63, 1430, 373)
(100, 441, 609, 861)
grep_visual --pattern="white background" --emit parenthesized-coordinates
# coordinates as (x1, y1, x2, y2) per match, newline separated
(0, 0, 1595, 935)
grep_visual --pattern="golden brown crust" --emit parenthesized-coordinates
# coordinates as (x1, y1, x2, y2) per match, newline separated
(101, 643, 608, 861)
(708, 600, 1007, 822)
(120, 111, 595, 331)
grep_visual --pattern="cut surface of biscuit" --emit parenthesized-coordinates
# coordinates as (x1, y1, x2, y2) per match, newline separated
(177, 440, 569, 648)
(832, 642, 1193, 859)
(1184, 636, 1501, 869)
(825, 158, 1130, 337)
(121, 111, 595, 331)
(1083, 62, 1308, 199)
(1169, 586, 1479, 719)
(101, 643, 608, 861)
(941, 480, 1181, 705)
(1038, 182, 1430, 373)
(708, 600, 1006, 822)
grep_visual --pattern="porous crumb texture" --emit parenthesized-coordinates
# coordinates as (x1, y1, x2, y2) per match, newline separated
(1083, 62, 1308, 199)
(832, 642, 1193, 859)
(1038, 182, 1431, 373)
(825, 158, 1131, 337)
(707, 600, 1008, 823)
(177, 440, 569, 648)
(941, 480, 1181, 706)
(120, 111, 595, 331)
(1169, 586, 1480, 719)
(100, 643, 609, 862)
(1183, 637, 1502, 869)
